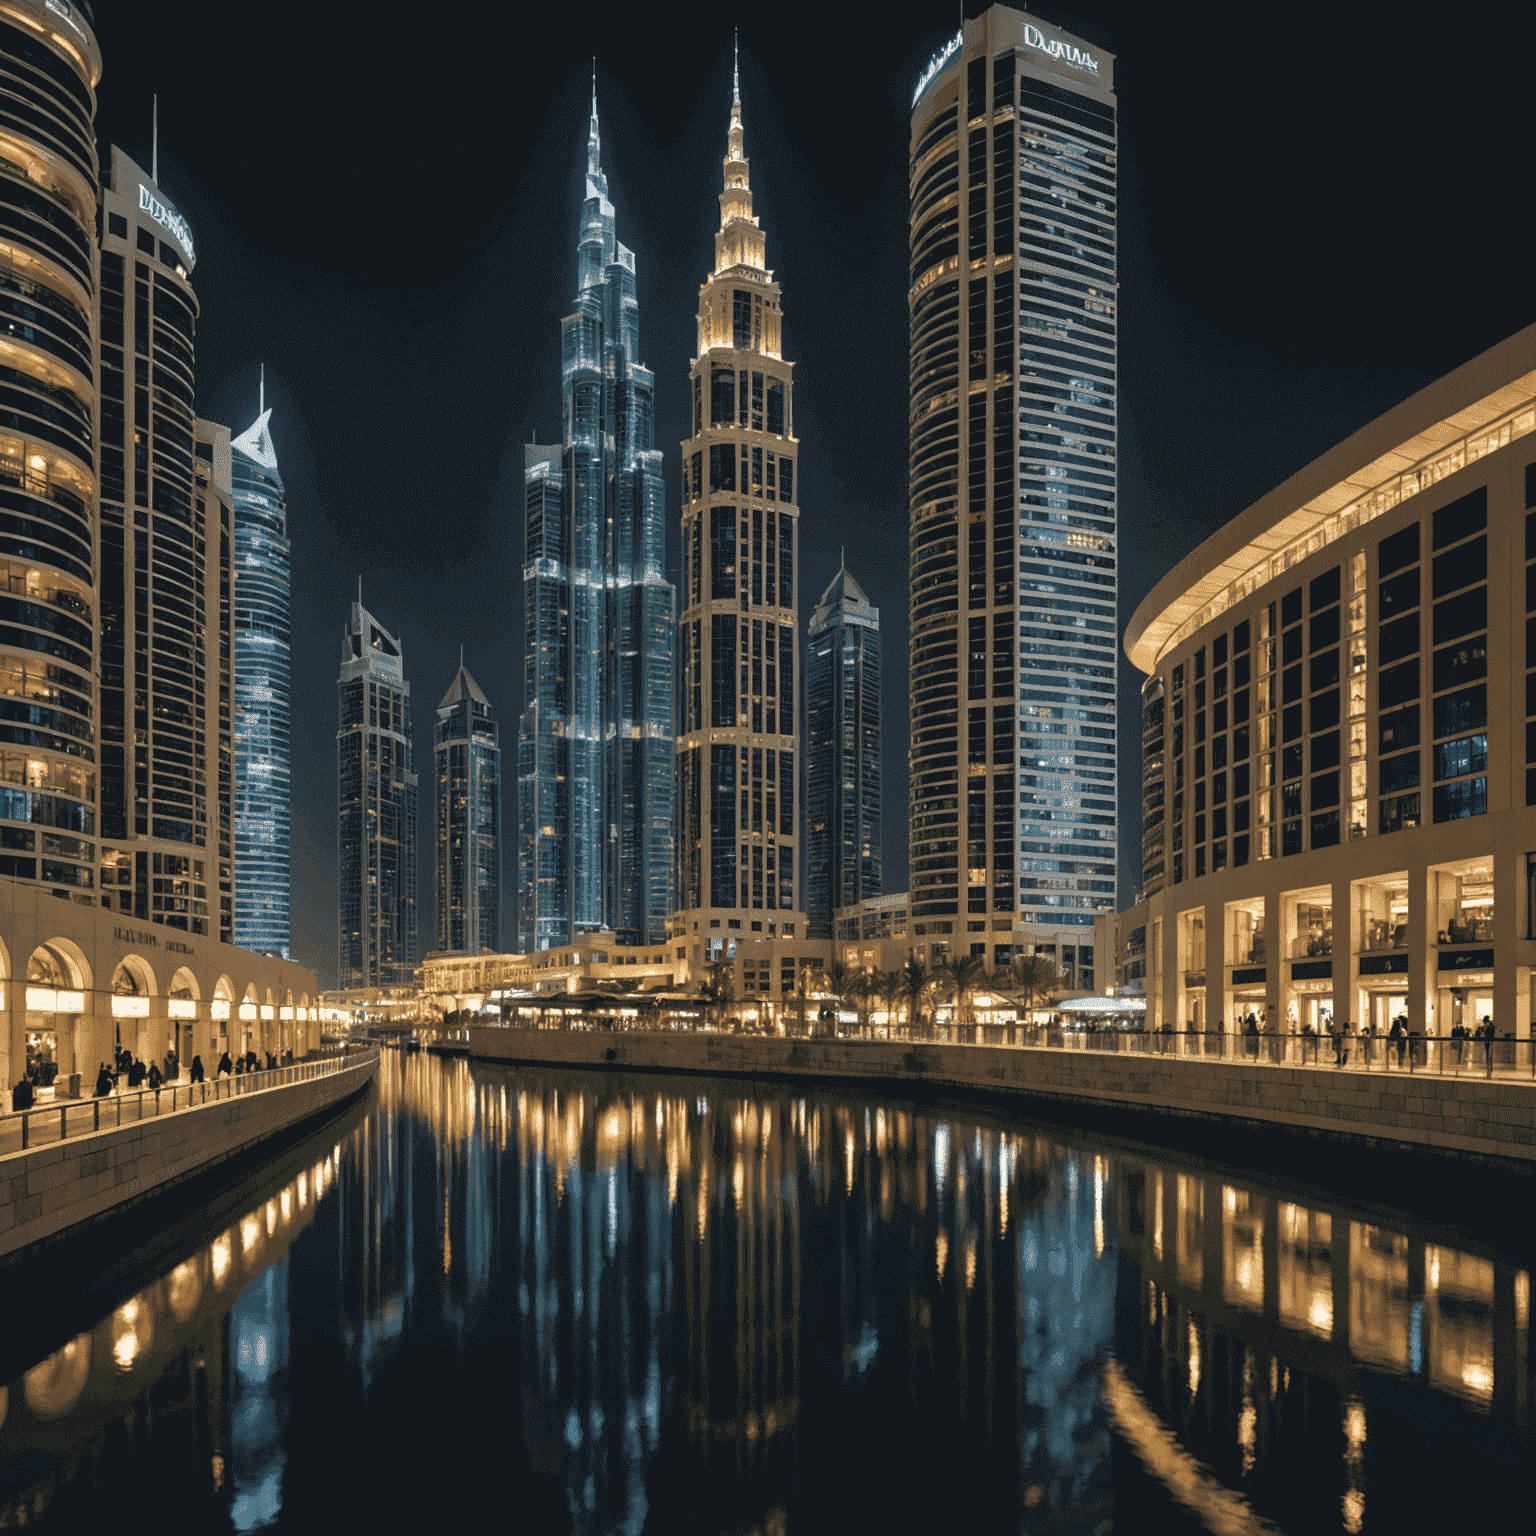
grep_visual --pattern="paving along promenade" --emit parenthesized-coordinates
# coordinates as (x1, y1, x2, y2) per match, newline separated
(0, 1048, 379, 1261)
(456, 1021, 1536, 1166)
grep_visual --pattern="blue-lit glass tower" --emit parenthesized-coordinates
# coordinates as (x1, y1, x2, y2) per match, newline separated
(517, 85, 674, 952)
(231, 376, 291, 957)
(435, 655, 500, 955)
(805, 564, 881, 938)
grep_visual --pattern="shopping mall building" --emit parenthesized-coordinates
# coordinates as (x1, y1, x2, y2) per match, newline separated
(1102, 324, 1536, 1040)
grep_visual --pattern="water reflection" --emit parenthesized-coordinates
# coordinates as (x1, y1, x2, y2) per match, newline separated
(0, 1053, 1529, 1532)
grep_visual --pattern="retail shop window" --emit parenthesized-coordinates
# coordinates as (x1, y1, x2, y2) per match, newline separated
(1226, 897, 1265, 965)
(1432, 859, 1494, 945)
(1283, 889, 1332, 959)
(1356, 873, 1409, 953)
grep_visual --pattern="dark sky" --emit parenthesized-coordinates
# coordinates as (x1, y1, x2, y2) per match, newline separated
(92, 2, 1536, 986)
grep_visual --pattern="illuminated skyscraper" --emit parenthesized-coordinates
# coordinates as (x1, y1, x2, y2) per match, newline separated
(98, 146, 235, 941)
(0, 2, 100, 903)
(517, 85, 673, 952)
(805, 563, 881, 938)
(908, 6, 1117, 978)
(673, 48, 805, 977)
(337, 596, 417, 986)
(435, 656, 499, 955)
(231, 375, 291, 957)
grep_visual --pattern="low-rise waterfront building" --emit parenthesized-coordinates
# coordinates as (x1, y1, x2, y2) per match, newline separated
(1118, 323, 1536, 1041)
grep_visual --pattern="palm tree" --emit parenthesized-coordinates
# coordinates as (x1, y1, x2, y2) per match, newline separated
(902, 957, 932, 1039)
(701, 959, 736, 1032)
(850, 971, 879, 1036)
(826, 958, 851, 1004)
(880, 969, 904, 1038)
(1003, 954, 1058, 1021)
(948, 953, 987, 1037)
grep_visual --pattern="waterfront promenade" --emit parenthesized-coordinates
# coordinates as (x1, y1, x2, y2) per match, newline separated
(460, 1023, 1536, 1166)
(0, 1048, 378, 1260)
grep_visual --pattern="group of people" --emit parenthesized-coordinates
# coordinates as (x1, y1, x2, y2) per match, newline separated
(1221, 1010, 1502, 1069)
(11, 1040, 300, 1112)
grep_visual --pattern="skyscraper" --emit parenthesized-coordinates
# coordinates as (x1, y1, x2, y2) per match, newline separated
(435, 655, 500, 956)
(337, 596, 417, 986)
(908, 6, 1117, 979)
(516, 85, 673, 952)
(99, 145, 235, 941)
(231, 374, 291, 957)
(0, 2, 100, 903)
(673, 47, 805, 976)
(804, 564, 881, 939)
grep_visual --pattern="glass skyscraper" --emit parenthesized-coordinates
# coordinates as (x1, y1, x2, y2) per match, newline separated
(673, 53, 804, 975)
(517, 87, 673, 952)
(908, 5, 1116, 984)
(804, 564, 881, 938)
(97, 147, 236, 941)
(231, 377, 291, 957)
(435, 656, 499, 955)
(337, 596, 417, 986)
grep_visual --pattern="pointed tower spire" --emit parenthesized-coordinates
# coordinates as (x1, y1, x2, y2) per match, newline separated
(588, 58, 601, 179)
(259, 362, 265, 416)
(733, 30, 740, 105)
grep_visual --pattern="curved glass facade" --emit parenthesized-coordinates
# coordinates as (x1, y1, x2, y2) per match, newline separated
(0, 4, 101, 899)
(231, 393, 290, 957)
(908, 6, 1117, 981)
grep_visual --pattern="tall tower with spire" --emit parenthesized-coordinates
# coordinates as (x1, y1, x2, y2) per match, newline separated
(517, 77, 674, 952)
(435, 651, 500, 955)
(231, 370, 293, 957)
(805, 561, 881, 938)
(673, 43, 806, 983)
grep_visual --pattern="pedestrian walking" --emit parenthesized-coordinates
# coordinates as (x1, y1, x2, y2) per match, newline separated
(148, 1062, 163, 1096)
(190, 1054, 205, 1084)
(217, 1051, 232, 1077)
(94, 1061, 112, 1097)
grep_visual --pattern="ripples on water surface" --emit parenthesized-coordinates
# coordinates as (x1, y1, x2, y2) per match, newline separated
(0, 1052, 1529, 1532)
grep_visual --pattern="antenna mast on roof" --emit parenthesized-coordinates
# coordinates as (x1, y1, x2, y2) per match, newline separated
(151, 94, 158, 183)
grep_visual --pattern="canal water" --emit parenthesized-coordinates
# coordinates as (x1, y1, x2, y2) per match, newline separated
(0, 1051, 1529, 1532)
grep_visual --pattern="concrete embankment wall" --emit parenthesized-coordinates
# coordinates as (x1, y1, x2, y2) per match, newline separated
(466, 1028, 1536, 1165)
(0, 1054, 377, 1261)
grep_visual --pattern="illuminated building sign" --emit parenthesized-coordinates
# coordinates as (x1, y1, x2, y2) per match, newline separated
(912, 29, 962, 107)
(139, 184, 196, 267)
(913, 23, 1101, 108)
(1023, 23, 1099, 76)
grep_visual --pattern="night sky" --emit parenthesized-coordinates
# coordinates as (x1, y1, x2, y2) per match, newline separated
(91, 3, 1536, 986)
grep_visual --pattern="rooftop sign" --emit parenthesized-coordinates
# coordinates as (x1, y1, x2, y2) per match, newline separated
(139, 183, 195, 268)
(912, 29, 962, 108)
(1023, 23, 1099, 77)
(913, 21, 1101, 109)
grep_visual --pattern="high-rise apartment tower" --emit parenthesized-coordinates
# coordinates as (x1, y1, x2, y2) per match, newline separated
(337, 596, 417, 986)
(435, 655, 499, 955)
(804, 564, 881, 938)
(673, 50, 804, 968)
(0, 1, 100, 904)
(231, 375, 291, 956)
(516, 87, 673, 952)
(99, 146, 235, 941)
(908, 6, 1116, 982)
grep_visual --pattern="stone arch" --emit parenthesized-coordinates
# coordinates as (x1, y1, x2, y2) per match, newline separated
(111, 955, 157, 996)
(168, 965, 199, 1001)
(214, 975, 235, 1002)
(0, 931, 11, 983)
(30, 939, 91, 991)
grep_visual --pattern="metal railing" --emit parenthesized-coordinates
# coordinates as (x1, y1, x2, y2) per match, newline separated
(464, 1010, 1536, 1081)
(0, 1046, 378, 1159)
